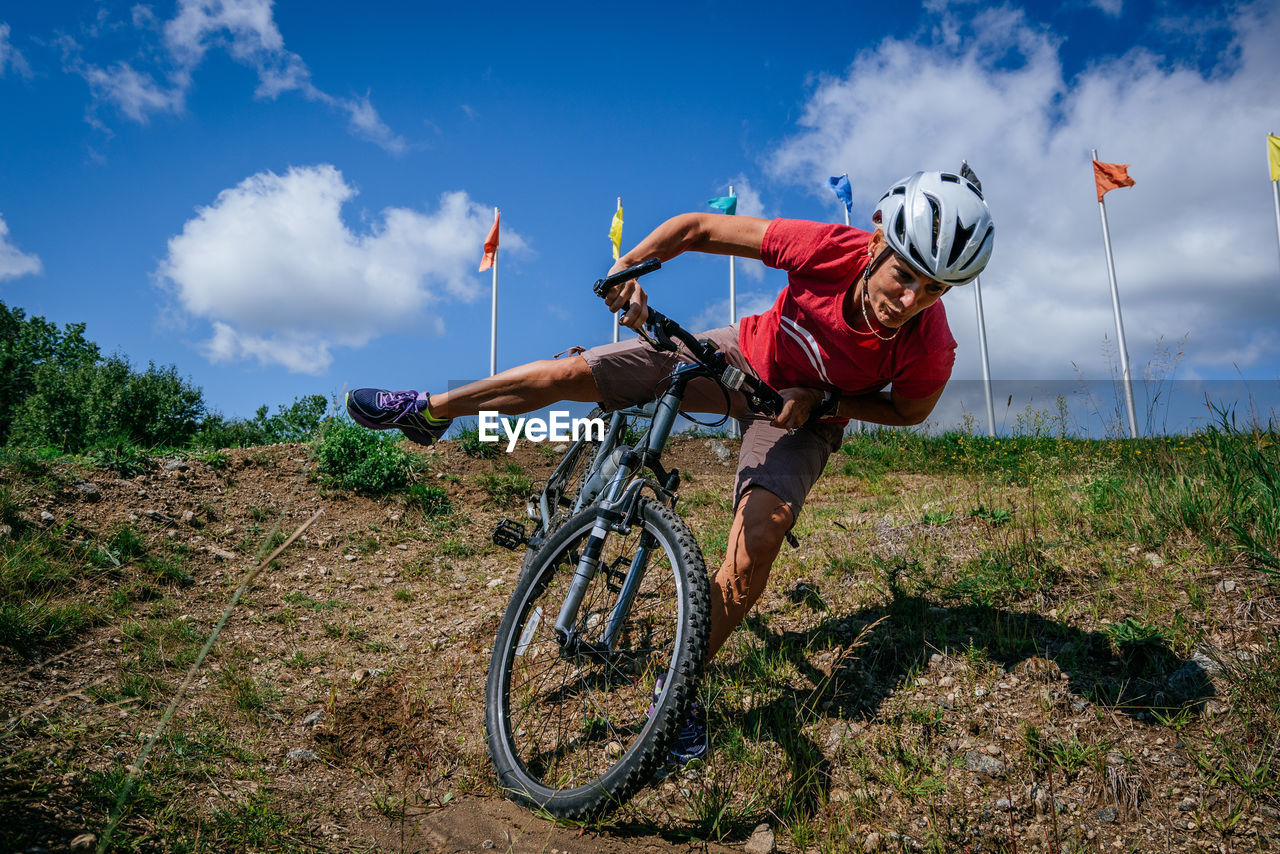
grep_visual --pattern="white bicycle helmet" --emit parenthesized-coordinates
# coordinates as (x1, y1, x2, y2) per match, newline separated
(873, 171, 994, 286)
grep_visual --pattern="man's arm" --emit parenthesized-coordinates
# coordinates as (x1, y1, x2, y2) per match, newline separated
(604, 213, 770, 327)
(835, 386, 944, 427)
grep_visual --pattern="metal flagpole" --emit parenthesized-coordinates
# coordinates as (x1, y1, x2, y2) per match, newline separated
(973, 278, 996, 438)
(728, 184, 737, 324)
(1271, 133, 1280, 267)
(489, 206, 499, 377)
(613, 197, 622, 344)
(960, 162, 996, 437)
(841, 174, 851, 227)
(1092, 150, 1138, 439)
(727, 185, 739, 438)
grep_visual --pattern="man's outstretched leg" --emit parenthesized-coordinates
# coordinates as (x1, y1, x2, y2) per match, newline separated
(347, 356, 600, 445)
(666, 486, 792, 766)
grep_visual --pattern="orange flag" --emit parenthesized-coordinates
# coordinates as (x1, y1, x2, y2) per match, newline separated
(478, 208, 500, 272)
(1093, 160, 1135, 202)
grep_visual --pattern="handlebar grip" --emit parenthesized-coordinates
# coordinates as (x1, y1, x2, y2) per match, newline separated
(592, 258, 662, 298)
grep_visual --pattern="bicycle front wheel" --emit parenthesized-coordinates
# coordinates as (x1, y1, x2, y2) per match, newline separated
(485, 498, 709, 818)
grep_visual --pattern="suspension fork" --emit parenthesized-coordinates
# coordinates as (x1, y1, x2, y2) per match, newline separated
(599, 530, 656, 649)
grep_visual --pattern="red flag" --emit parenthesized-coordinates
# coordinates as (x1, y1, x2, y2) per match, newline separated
(478, 208, 500, 272)
(1093, 160, 1135, 202)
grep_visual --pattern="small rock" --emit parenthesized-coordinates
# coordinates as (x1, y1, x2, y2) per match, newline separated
(75, 481, 102, 502)
(984, 744, 1001, 757)
(40, 510, 55, 523)
(1143, 551, 1165, 568)
(606, 741, 623, 758)
(1095, 807, 1118, 823)
(1014, 656, 1062, 682)
(1178, 797, 1198, 811)
(1217, 579, 1237, 593)
(994, 798, 1013, 812)
(207, 545, 239, 561)
(345, 554, 358, 562)
(938, 676, 955, 688)
(287, 748, 320, 764)
(487, 578, 503, 588)
(182, 510, 196, 524)
(481, 841, 494, 851)
(303, 710, 325, 726)
(163, 459, 189, 472)
(349, 668, 382, 685)
(70, 834, 96, 851)
(965, 751, 1006, 776)
(0, 524, 12, 539)
(707, 440, 733, 462)
(974, 686, 987, 698)
(744, 823, 775, 854)
(862, 831, 884, 853)
(396, 544, 408, 551)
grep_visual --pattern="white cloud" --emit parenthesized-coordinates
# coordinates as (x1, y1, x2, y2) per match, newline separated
(68, 0, 405, 152)
(0, 214, 42, 280)
(768, 2, 1280, 382)
(82, 61, 184, 121)
(1089, 0, 1123, 17)
(158, 165, 526, 373)
(1, 22, 33, 78)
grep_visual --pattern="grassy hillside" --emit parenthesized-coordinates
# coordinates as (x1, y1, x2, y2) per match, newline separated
(1, 423, 1277, 853)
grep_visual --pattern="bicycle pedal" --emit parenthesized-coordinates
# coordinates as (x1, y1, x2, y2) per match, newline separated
(493, 519, 529, 551)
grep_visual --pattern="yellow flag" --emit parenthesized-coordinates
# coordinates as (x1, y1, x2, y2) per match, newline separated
(1269, 134, 1280, 182)
(609, 198, 623, 260)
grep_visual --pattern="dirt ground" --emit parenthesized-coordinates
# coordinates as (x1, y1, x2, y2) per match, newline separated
(2, 437, 1278, 852)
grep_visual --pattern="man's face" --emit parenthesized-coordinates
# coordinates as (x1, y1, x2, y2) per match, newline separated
(866, 232, 950, 328)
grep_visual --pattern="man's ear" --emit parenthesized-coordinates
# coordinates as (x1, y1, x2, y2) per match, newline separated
(869, 227, 885, 252)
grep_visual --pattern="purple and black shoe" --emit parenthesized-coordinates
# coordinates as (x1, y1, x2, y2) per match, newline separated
(346, 388, 452, 446)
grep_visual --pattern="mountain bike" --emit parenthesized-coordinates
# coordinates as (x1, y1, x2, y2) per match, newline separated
(484, 259, 783, 818)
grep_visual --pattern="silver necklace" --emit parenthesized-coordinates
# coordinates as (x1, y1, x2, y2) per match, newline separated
(856, 282, 900, 342)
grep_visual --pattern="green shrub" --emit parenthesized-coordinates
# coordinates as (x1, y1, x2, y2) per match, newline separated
(313, 418, 415, 495)
(194, 394, 330, 449)
(88, 440, 155, 478)
(456, 424, 501, 458)
(407, 484, 451, 516)
(476, 462, 534, 507)
(10, 355, 204, 453)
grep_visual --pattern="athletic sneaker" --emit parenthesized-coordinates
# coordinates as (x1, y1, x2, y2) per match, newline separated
(666, 700, 708, 765)
(346, 388, 452, 446)
(648, 674, 708, 766)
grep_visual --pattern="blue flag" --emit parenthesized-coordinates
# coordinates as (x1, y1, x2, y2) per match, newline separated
(707, 195, 737, 215)
(827, 175, 852, 214)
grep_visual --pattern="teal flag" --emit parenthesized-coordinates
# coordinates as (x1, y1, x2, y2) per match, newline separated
(707, 195, 737, 215)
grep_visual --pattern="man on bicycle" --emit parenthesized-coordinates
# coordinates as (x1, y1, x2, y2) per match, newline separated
(348, 170, 995, 763)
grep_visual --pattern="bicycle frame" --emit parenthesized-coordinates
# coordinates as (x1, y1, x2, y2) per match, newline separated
(551, 360, 718, 652)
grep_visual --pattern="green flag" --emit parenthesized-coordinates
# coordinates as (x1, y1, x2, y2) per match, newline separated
(707, 195, 737, 216)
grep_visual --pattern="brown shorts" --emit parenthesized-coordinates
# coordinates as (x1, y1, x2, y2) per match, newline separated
(580, 325, 843, 520)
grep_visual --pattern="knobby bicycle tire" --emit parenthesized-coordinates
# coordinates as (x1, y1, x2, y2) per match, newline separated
(485, 498, 710, 818)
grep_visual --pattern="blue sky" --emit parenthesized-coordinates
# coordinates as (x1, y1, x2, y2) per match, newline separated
(1, 0, 1278, 434)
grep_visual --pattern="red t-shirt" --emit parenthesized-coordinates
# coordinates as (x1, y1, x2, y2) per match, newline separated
(739, 218, 957, 408)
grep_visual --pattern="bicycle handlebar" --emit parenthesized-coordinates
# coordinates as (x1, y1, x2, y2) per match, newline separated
(592, 258, 784, 417)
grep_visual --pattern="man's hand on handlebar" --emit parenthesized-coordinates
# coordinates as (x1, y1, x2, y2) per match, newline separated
(773, 387, 828, 430)
(602, 263, 650, 329)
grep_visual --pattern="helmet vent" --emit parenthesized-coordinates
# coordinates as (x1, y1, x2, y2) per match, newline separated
(926, 196, 942, 256)
(948, 219, 975, 266)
